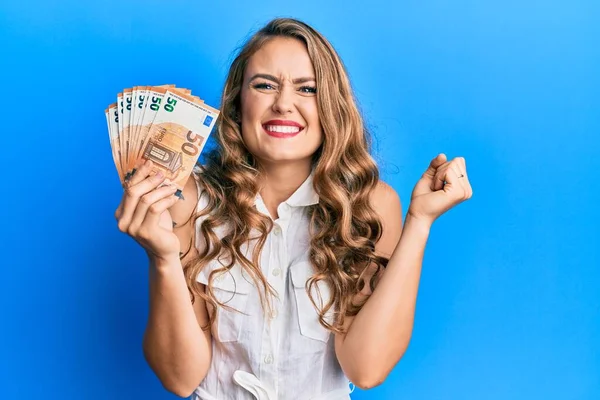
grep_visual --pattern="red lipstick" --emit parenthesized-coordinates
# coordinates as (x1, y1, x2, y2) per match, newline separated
(262, 120, 304, 138)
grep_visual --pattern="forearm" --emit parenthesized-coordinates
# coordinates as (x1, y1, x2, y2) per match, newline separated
(143, 256, 209, 396)
(342, 215, 431, 385)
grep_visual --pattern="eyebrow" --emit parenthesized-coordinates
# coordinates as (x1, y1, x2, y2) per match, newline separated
(248, 73, 316, 84)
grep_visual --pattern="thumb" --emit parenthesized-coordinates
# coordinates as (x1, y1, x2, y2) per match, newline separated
(423, 153, 447, 178)
(411, 153, 448, 198)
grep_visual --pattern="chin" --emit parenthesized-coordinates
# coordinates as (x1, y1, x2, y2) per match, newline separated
(257, 153, 310, 164)
(249, 146, 315, 164)
(243, 133, 322, 165)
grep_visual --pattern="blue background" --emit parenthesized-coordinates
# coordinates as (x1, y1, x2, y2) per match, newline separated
(1, 1, 598, 399)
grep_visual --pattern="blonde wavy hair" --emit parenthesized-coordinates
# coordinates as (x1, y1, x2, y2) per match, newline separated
(182, 17, 389, 335)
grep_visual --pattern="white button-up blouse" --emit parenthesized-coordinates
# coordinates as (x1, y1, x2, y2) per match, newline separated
(191, 169, 356, 400)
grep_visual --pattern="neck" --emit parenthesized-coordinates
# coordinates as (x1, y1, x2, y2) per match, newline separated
(258, 159, 312, 219)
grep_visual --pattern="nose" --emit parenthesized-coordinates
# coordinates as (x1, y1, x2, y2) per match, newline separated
(271, 87, 293, 115)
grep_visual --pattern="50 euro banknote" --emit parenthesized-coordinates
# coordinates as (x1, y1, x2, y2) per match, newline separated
(105, 86, 219, 198)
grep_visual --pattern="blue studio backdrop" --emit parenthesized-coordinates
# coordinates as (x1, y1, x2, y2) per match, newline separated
(1, 1, 598, 399)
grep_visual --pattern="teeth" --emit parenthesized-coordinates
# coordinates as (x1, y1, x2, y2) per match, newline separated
(265, 125, 301, 134)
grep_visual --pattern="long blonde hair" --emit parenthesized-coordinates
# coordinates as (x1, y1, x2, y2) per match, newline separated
(182, 17, 389, 334)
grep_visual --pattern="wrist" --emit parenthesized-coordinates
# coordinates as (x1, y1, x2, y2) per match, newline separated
(149, 253, 182, 271)
(404, 212, 433, 234)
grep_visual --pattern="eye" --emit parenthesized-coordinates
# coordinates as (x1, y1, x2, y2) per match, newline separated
(253, 82, 276, 90)
(299, 86, 317, 94)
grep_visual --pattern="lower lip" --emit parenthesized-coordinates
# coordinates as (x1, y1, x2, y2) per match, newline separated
(263, 126, 303, 138)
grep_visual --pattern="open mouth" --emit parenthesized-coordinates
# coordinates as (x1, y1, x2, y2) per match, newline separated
(262, 122, 304, 138)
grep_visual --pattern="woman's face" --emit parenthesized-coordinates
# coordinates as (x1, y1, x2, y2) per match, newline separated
(240, 37, 323, 167)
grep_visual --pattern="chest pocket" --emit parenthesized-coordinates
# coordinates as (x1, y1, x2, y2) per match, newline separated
(203, 261, 253, 343)
(290, 261, 334, 343)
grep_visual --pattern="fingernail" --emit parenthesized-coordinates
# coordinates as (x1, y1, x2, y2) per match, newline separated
(156, 171, 164, 179)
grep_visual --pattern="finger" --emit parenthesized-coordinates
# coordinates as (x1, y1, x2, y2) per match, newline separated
(455, 165, 474, 199)
(450, 164, 468, 192)
(443, 167, 470, 201)
(129, 183, 179, 233)
(122, 159, 146, 190)
(141, 192, 181, 229)
(432, 171, 445, 191)
(421, 153, 448, 190)
(119, 171, 168, 230)
(116, 163, 145, 221)
(115, 202, 123, 220)
(448, 158, 464, 177)
(451, 157, 466, 177)
(455, 157, 473, 197)
(127, 159, 155, 188)
(424, 153, 447, 177)
(432, 163, 451, 191)
(456, 156, 466, 171)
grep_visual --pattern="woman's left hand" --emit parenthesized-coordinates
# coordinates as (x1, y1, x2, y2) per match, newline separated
(407, 153, 473, 225)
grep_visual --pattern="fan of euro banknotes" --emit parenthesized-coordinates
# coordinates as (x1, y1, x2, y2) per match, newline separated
(104, 84, 219, 198)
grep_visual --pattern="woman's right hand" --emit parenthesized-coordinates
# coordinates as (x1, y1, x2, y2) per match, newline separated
(114, 159, 182, 263)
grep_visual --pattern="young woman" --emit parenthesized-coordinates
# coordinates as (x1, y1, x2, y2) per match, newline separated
(114, 17, 472, 400)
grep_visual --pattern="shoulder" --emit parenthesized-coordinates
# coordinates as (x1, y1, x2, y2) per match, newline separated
(369, 180, 403, 257)
(369, 180, 402, 220)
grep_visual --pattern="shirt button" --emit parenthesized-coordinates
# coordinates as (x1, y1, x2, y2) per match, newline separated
(273, 225, 281, 236)
(272, 268, 281, 277)
(264, 354, 274, 364)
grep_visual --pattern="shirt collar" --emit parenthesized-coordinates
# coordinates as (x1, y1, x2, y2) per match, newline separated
(255, 170, 319, 209)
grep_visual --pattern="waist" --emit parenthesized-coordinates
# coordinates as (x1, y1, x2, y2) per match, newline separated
(193, 370, 353, 400)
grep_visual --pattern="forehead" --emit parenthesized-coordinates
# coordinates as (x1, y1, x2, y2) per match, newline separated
(245, 37, 315, 78)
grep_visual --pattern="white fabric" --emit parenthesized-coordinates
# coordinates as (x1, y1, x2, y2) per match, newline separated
(191, 166, 356, 399)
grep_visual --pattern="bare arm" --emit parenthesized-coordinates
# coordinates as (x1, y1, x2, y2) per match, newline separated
(115, 163, 212, 398)
(142, 175, 212, 397)
(335, 181, 429, 389)
(143, 257, 211, 397)
(336, 155, 472, 389)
